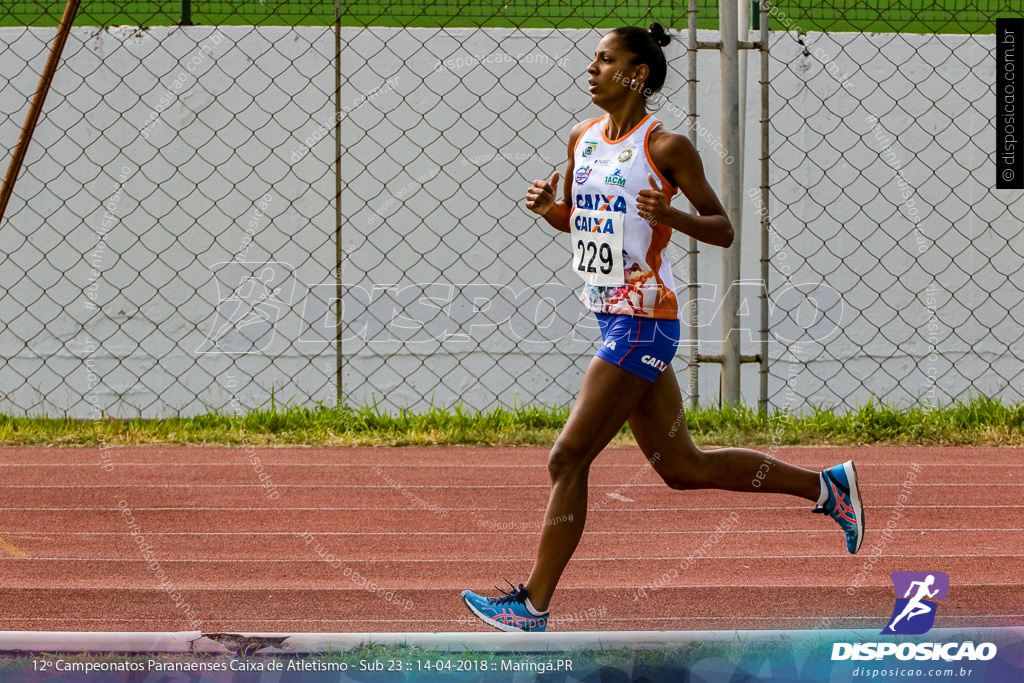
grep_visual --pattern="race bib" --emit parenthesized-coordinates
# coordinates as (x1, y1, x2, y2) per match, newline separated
(570, 208, 624, 287)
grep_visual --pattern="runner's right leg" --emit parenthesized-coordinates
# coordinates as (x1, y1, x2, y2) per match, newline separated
(627, 366, 820, 497)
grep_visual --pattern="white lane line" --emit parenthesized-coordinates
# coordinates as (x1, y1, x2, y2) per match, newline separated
(5, 615, 1023, 624)
(0, 505, 1018, 511)
(0, 483, 1017, 488)
(4, 554, 1022, 562)
(2, 462, 1022, 467)
(1, 529, 1020, 535)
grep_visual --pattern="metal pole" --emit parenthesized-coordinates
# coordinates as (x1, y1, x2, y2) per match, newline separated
(0, 0, 81, 226)
(758, 0, 770, 415)
(737, 0, 748, 208)
(180, 0, 192, 26)
(335, 0, 344, 406)
(720, 0, 742, 406)
(687, 0, 700, 411)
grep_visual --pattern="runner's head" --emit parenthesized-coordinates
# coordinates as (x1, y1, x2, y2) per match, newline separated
(588, 23, 671, 109)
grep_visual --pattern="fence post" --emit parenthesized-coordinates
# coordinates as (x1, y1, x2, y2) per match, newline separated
(687, 0, 701, 410)
(719, 0, 742, 407)
(758, 0, 769, 416)
(335, 0, 344, 407)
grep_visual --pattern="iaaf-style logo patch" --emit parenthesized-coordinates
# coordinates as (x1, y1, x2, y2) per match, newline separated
(881, 571, 949, 635)
(604, 168, 626, 186)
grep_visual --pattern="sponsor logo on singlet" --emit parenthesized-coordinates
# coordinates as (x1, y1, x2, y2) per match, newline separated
(574, 193, 628, 213)
(581, 141, 599, 157)
(617, 147, 633, 162)
(604, 169, 626, 186)
(575, 165, 592, 184)
(574, 213, 617, 233)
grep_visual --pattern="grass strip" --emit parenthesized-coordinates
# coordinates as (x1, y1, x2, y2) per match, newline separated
(1, 395, 1022, 447)
(0, 0, 1010, 33)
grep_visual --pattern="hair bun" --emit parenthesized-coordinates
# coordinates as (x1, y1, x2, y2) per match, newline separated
(648, 22, 671, 47)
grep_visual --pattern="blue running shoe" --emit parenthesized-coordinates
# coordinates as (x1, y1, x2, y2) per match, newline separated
(461, 580, 548, 632)
(813, 460, 865, 554)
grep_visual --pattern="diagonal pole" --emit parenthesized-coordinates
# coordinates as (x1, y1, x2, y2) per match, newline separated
(0, 0, 81, 225)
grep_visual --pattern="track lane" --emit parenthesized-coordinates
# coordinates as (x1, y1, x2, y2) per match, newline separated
(0, 445, 1020, 632)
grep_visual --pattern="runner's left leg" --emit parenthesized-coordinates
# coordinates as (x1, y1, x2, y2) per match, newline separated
(522, 355, 654, 611)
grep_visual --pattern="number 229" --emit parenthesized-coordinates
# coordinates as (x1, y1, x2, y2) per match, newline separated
(576, 240, 613, 274)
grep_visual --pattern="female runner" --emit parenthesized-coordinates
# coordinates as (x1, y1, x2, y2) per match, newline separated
(461, 23, 864, 632)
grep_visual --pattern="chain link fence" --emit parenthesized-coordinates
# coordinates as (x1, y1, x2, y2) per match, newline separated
(1, 2, 339, 417)
(1, 0, 1021, 417)
(763, 0, 1024, 412)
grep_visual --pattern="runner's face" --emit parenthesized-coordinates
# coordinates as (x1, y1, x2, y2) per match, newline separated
(586, 34, 640, 108)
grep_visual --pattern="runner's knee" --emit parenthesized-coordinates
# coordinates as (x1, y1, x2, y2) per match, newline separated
(547, 440, 591, 482)
(659, 448, 708, 490)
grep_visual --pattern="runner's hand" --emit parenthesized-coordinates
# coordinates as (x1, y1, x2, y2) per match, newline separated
(636, 173, 670, 225)
(526, 171, 560, 216)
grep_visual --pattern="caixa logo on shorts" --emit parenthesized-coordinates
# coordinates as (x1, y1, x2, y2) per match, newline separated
(641, 354, 667, 373)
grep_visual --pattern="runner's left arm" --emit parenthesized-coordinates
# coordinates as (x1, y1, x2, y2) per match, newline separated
(637, 130, 734, 248)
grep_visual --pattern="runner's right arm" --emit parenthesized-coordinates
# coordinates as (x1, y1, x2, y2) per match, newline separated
(525, 120, 591, 233)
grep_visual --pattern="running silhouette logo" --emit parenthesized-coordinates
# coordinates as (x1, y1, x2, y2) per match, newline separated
(196, 261, 296, 354)
(881, 571, 949, 635)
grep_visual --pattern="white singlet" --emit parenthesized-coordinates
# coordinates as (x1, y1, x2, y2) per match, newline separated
(570, 113, 679, 320)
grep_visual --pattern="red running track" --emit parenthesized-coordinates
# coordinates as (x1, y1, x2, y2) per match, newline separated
(0, 445, 1021, 632)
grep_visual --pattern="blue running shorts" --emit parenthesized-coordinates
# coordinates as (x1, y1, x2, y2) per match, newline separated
(594, 313, 680, 382)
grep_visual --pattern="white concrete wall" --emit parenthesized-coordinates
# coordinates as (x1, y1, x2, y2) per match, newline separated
(1, 25, 1020, 416)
